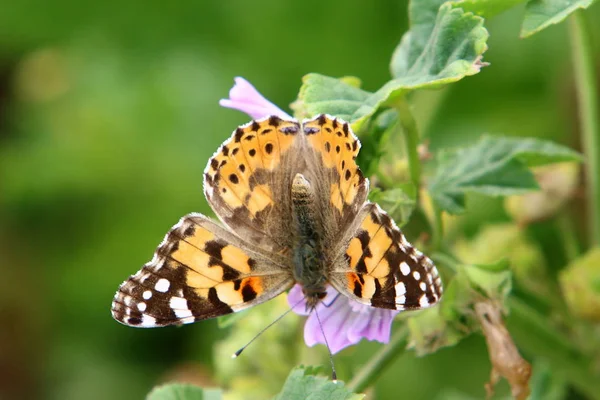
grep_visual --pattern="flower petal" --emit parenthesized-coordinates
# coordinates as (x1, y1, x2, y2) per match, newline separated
(288, 284, 399, 354)
(219, 77, 291, 120)
(287, 284, 310, 316)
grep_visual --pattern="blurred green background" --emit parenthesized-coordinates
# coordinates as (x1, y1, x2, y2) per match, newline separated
(1, 1, 599, 399)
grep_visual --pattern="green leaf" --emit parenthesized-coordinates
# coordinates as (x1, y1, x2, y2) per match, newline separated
(389, 2, 488, 85)
(521, 0, 598, 38)
(293, 3, 489, 128)
(273, 366, 364, 400)
(147, 384, 222, 400)
(450, 0, 527, 19)
(559, 247, 600, 321)
(428, 135, 583, 214)
(292, 74, 372, 124)
(405, 259, 512, 355)
(368, 184, 417, 227)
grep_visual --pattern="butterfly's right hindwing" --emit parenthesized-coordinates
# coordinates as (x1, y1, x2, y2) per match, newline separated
(329, 203, 443, 311)
(111, 214, 294, 327)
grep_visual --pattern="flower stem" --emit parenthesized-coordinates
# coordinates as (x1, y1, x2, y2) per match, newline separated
(556, 212, 581, 261)
(431, 204, 444, 251)
(569, 11, 600, 246)
(347, 327, 409, 393)
(394, 97, 421, 197)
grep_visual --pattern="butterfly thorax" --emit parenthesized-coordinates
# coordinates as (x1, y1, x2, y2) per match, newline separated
(291, 173, 327, 308)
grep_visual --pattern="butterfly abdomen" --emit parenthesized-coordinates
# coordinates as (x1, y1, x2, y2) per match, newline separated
(291, 173, 327, 304)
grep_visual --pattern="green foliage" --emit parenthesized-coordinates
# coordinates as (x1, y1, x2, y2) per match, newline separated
(368, 184, 417, 227)
(294, 2, 489, 130)
(455, 224, 552, 300)
(390, 2, 488, 83)
(147, 384, 222, 400)
(405, 259, 512, 356)
(521, 0, 598, 37)
(450, 0, 527, 18)
(293, 74, 371, 124)
(428, 135, 583, 214)
(273, 367, 364, 400)
(559, 247, 600, 321)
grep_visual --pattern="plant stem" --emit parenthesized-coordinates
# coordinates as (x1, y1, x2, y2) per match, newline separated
(431, 204, 444, 251)
(347, 327, 409, 393)
(569, 11, 600, 246)
(394, 97, 421, 197)
(556, 213, 581, 261)
(393, 96, 445, 247)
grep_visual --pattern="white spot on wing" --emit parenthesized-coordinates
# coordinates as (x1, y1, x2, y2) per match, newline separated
(140, 315, 157, 327)
(395, 282, 406, 297)
(419, 282, 427, 291)
(137, 302, 147, 312)
(155, 278, 170, 293)
(400, 262, 411, 276)
(413, 271, 421, 281)
(419, 294, 429, 307)
(143, 290, 152, 300)
(170, 296, 193, 319)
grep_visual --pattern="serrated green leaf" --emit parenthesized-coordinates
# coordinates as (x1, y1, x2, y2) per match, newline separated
(428, 135, 583, 214)
(292, 74, 372, 123)
(273, 367, 364, 400)
(293, 3, 488, 128)
(450, 0, 526, 18)
(521, 0, 597, 38)
(389, 2, 488, 84)
(368, 184, 417, 227)
(146, 384, 222, 400)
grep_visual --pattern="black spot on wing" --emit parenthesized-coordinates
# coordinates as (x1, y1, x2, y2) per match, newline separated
(241, 282, 258, 302)
(204, 240, 226, 260)
(234, 128, 244, 142)
(353, 282, 362, 297)
(268, 115, 281, 127)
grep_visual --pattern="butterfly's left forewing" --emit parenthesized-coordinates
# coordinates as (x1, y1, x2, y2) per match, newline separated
(329, 203, 443, 310)
(112, 214, 294, 327)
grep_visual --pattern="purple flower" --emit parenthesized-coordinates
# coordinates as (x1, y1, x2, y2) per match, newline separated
(221, 77, 398, 353)
(219, 77, 291, 120)
(287, 284, 399, 354)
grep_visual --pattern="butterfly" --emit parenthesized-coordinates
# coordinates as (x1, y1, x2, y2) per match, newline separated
(111, 114, 442, 328)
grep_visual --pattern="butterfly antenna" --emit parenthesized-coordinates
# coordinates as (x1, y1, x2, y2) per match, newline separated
(232, 296, 306, 359)
(314, 306, 337, 382)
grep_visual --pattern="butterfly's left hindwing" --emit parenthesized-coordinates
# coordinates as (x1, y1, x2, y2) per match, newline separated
(112, 214, 294, 327)
(329, 203, 443, 310)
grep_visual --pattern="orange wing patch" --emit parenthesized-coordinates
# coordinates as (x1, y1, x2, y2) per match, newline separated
(204, 116, 300, 220)
(303, 114, 365, 211)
